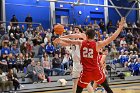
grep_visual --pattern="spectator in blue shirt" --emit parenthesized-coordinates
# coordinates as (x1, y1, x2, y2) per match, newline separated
(11, 44, 20, 57)
(1, 44, 10, 56)
(46, 42, 55, 62)
(46, 42, 55, 57)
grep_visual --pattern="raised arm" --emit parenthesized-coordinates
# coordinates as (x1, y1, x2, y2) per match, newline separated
(60, 33, 86, 40)
(96, 17, 125, 51)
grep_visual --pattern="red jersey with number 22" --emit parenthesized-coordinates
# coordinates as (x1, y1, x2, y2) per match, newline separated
(80, 40, 99, 71)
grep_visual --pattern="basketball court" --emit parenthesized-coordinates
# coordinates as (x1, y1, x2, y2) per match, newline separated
(35, 83, 140, 93)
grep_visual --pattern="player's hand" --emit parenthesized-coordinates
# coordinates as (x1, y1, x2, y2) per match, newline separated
(53, 38, 61, 44)
(119, 17, 126, 29)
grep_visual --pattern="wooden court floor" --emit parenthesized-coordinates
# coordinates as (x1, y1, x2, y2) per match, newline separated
(35, 83, 140, 93)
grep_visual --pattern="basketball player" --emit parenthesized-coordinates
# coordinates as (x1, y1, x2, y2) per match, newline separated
(93, 48, 108, 92)
(54, 17, 125, 93)
(54, 26, 93, 93)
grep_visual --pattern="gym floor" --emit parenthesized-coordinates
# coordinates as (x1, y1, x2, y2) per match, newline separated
(35, 83, 140, 93)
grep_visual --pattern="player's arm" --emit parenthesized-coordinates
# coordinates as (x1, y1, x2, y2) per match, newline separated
(96, 17, 125, 51)
(53, 39, 70, 46)
(60, 33, 86, 40)
(100, 55, 106, 70)
(59, 38, 82, 46)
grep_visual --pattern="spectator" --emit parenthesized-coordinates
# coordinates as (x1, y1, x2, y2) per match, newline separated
(24, 30, 33, 39)
(119, 44, 128, 53)
(11, 44, 20, 57)
(1, 44, 10, 56)
(21, 25, 26, 32)
(44, 35, 49, 45)
(27, 24, 34, 32)
(25, 14, 32, 23)
(10, 15, 18, 27)
(0, 23, 6, 36)
(93, 20, 100, 30)
(46, 29, 52, 41)
(46, 42, 55, 62)
(32, 42, 40, 58)
(52, 54, 65, 76)
(102, 31, 108, 40)
(34, 62, 48, 82)
(19, 33, 26, 45)
(123, 51, 129, 67)
(42, 54, 52, 76)
(61, 46, 66, 59)
(0, 53, 8, 72)
(0, 69, 13, 93)
(26, 60, 38, 83)
(7, 69, 23, 91)
(16, 53, 24, 72)
(7, 22, 13, 33)
(9, 26, 15, 37)
(20, 42, 27, 54)
(7, 53, 16, 70)
(120, 37, 127, 47)
(9, 33, 16, 43)
(36, 24, 44, 32)
(118, 51, 126, 66)
(107, 20, 114, 34)
(110, 44, 118, 58)
(15, 26, 21, 39)
(126, 30, 133, 44)
(133, 44, 139, 53)
(24, 53, 32, 68)
(61, 51, 71, 70)
(38, 42, 46, 61)
(26, 39, 33, 54)
(99, 19, 106, 32)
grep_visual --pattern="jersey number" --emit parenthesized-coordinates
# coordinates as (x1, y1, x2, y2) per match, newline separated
(83, 47, 93, 58)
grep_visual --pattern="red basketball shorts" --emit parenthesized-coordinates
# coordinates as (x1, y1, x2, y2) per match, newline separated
(78, 70, 106, 88)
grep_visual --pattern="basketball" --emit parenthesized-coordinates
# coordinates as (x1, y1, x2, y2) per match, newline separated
(54, 24, 64, 35)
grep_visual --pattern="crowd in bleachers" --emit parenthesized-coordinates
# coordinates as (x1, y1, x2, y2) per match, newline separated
(0, 15, 140, 92)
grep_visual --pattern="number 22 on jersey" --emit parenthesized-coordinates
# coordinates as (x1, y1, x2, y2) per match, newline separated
(83, 47, 93, 58)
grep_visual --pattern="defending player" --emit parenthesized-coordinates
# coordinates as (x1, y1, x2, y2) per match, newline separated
(93, 48, 109, 93)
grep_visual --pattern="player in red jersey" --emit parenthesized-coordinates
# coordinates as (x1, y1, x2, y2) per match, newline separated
(54, 17, 125, 93)
(93, 48, 108, 92)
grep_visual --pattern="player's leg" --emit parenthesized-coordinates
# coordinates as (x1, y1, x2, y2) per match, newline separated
(100, 79, 113, 93)
(73, 78, 79, 93)
(76, 71, 92, 93)
(93, 81, 98, 90)
(76, 85, 84, 93)
(87, 83, 94, 93)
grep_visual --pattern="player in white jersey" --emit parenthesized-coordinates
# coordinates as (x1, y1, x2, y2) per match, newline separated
(54, 26, 93, 93)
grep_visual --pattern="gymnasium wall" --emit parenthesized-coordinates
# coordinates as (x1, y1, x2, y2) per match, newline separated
(108, 0, 137, 26)
(5, 0, 138, 28)
(55, 0, 104, 25)
(5, 0, 50, 29)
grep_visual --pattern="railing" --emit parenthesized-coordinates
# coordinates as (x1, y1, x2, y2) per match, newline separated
(0, 21, 41, 25)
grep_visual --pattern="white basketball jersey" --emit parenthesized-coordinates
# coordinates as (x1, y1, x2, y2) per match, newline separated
(71, 45, 80, 62)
